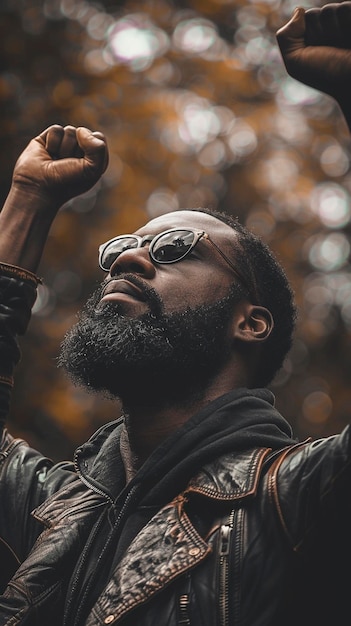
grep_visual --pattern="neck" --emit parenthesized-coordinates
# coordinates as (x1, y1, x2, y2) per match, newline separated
(120, 404, 193, 482)
(118, 370, 244, 481)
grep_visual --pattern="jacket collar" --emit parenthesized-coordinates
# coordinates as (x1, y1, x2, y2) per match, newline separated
(186, 447, 272, 500)
(76, 387, 294, 504)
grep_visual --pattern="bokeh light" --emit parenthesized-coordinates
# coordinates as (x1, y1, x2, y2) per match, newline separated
(2, 0, 351, 459)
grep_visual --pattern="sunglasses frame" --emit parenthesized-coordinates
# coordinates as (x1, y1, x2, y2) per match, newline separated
(98, 227, 258, 301)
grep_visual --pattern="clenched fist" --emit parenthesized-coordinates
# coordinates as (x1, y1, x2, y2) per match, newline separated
(13, 124, 109, 209)
(276, 2, 351, 129)
(0, 125, 109, 272)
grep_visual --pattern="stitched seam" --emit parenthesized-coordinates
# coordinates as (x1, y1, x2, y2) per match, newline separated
(267, 443, 306, 548)
(0, 262, 42, 285)
(6, 579, 61, 605)
(0, 535, 20, 565)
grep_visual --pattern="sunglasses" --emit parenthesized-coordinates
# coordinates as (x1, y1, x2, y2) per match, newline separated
(98, 227, 256, 299)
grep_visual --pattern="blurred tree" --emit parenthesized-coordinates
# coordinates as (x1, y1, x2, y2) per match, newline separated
(1, 0, 351, 461)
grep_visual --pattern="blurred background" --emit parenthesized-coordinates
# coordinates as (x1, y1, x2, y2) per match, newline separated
(1, 0, 351, 461)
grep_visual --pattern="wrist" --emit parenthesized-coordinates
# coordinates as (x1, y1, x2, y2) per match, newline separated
(6, 180, 61, 214)
(0, 186, 58, 273)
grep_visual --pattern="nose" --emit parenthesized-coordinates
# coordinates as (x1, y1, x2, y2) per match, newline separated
(109, 245, 156, 278)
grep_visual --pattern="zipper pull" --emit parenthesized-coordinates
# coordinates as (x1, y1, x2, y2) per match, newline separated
(179, 593, 190, 625)
(219, 524, 231, 556)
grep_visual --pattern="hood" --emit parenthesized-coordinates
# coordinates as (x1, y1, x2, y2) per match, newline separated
(75, 387, 296, 505)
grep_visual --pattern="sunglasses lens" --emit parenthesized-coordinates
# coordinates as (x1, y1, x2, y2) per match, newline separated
(151, 230, 195, 263)
(100, 236, 139, 270)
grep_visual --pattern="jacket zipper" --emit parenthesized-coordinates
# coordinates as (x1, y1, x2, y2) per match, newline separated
(65, 475, 140, 626)
(63, 448, 113, 625)
(218, 509, 235, 626)
(73, 447, 114, 504)
(178, 593, 191, 625)
(178, 573, 191, 626)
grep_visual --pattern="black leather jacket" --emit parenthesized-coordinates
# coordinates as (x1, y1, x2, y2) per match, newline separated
(1, 269, 351, 626)
(1, 420, 351, 625)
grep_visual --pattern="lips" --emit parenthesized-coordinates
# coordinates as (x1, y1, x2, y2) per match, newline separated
(100, 278, 146, 302)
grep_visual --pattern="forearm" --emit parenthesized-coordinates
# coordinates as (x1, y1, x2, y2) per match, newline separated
(0, 123, 108, 436)
(0, 124, 108, 273)
(0, 185, 57, 274)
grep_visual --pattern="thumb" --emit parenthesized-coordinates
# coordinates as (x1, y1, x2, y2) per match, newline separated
(76, 126, 109, 175)
(276, 7, 306, 55)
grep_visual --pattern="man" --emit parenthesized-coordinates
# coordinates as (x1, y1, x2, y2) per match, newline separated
(0, 4, 350, 625)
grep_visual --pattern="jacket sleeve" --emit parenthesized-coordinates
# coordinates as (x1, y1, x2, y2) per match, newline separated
(0, 262, 39, 436)
(0, 264, 76, 586)
(267, 428, 351, 551)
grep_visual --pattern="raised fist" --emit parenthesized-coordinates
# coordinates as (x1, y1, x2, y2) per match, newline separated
(12, 124, 109, 210)
(276, 2, 351, 116)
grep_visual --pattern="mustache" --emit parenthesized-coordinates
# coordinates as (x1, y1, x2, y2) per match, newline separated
(96, 273, 164, 318)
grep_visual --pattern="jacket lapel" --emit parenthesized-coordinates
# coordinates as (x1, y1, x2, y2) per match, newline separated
(85, 499, 211, 625)
(86, 447, 272, 625)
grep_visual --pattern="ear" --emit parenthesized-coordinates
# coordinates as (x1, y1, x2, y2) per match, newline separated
(232, 303, 274, 344)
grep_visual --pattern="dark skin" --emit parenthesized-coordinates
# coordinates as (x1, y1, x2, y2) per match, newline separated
(0, 3, 351, 479)
(107, 209, 273, 477)
(276, 2, 351, 130)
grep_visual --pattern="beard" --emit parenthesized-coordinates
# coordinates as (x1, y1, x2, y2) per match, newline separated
(58, 278, 243, 411)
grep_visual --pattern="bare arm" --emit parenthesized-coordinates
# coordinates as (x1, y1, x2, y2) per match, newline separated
(276, 2, 351, 131)
(0, 124, 109, 273)
(0, 124, 108, 436)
